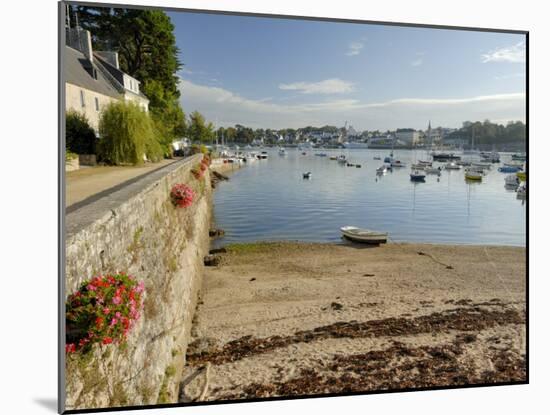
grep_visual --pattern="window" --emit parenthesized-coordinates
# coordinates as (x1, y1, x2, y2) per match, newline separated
(80, 90, 85, 108)
(95, 97, 100, 112)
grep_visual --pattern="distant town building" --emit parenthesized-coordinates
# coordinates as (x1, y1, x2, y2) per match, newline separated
(395, 129, 421, 145)
(64, 26, 149, 131)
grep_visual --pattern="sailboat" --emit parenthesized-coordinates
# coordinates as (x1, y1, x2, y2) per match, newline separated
(463, 124, 479, 155)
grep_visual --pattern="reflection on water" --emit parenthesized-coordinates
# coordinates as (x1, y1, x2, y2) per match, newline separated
(212, 148, 526, 246)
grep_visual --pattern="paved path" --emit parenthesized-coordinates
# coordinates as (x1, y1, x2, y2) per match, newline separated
(65, 159, 179, 208)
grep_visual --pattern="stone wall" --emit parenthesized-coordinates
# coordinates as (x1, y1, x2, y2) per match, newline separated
(64, 154, 212, 410)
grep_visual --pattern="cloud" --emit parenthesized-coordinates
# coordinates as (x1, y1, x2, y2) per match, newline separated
(178, 78, 525, 130)
(482, 42, 526, 63)
(411, 58, 423, 67)
(346, 42, 364, 56)
(278, 78, 355, 94)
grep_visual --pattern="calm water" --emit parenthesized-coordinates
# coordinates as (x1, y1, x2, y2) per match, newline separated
(212, 148, 526, 246)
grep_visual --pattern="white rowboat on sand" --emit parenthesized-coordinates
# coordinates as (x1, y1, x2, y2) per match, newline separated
(340, 226, 388, 244)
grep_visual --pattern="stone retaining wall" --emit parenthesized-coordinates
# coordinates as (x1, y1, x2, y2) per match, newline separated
(63, 154, 212, 410)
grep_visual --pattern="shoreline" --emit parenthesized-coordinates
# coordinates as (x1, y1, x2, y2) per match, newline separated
(181, 241, 526, 401)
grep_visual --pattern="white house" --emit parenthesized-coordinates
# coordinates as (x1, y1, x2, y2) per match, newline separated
(65, 26, 149, 131)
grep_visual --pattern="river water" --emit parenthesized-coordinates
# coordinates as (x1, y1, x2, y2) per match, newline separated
(212, 148, 526, 246)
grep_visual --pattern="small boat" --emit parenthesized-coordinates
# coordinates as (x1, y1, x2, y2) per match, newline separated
(278, 148, 286, 156)
(465, 169, 482, 181)
(456, 160, 472, 166)
(337, 155, 347, 164)
(410, 171, 426, 182)
(315, 152, 327, 157)
(355, 164, 362, 168)
(505, 174, 520, 188)
(258, 151, 268, 160)
(425, 166, 442, 175)
(504, 161, 523, 169)
(329, 156, 337, 160)
(432, 152, 461, 161)
(516, 183, 527, 199)
(444, 162, 461, 170)
(376, 166, 387, 174)
(384, 156, 393, 163)
(301, 151, 307, 155)
(346, 162, 355, 167)
(511, 153, 527, 161)
(517, 171, 527, 181)
(498, 166, 520, 173)
(418, 160, 432, 166)
(481, 151, 500, 163)
(340, 226, 388, 244)
(391, 160, 406, 167)
(411, 163, 426, 170)
(373, 156, 381, 160)
(302, 172, 312, 179)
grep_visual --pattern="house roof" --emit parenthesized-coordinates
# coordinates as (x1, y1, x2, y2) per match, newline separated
(93, 54, 150, 102)
(64, 46, 121, 99)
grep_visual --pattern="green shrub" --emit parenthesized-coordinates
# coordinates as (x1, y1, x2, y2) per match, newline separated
(66, 111, 97, 154)
(98, 102, 155, 165)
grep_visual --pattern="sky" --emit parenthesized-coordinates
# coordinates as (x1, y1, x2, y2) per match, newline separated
(168, 11, 526, 131)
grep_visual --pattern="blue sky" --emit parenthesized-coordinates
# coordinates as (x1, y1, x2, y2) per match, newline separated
(168, 11, 526, 130)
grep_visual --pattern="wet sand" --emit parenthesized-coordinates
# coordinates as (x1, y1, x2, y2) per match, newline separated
(180, 242, 526, 402)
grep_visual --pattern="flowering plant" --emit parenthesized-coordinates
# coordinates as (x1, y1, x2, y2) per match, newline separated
(170, 183, 195, 207)
(66, 273, 144, 353)
(191, 167, 204, 180)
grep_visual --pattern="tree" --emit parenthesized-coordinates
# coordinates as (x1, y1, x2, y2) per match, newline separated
(74, 6, 184, 152)
(187, 111, 214, 143)
(66, 110, 97, 154)
(98, 101, 161, 165)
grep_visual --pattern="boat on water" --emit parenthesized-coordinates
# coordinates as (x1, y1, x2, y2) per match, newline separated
(505, 174, 520, 188)
(340, 226, 388, 244)
(376, 166, 387, 174)
(425, 166, 442, 175)
(444, 162, 461, 170)
(337, 155, 347, 164)
(373, 156, 381, 160)
(465, 169, 483, 181)
(517, 171, 527, 181)
(498, 166, 520, 173)
(278, 147, 286, 156)
(391, 160, 406, 167)
(456, 160, 472, 166)
(302, 172, 312, 179)
(516, 183, 527, 199)
(257, 151, 268, 160)
(329, 156, 337, 160)
(432, 152, 461, 161)
(481, 151, 500, 163)
(315, 152, 328, 157)
(411, 163, 426, 170)
(512, 153, 527, 161)
(503, 162, 523, 169)
(410, 170, 426, 182)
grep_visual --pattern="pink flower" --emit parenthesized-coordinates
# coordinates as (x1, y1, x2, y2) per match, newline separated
(87, 284, 96, 291)
(110, 318, 118, 326)
(103, 307, 110, 315)
(112, 296, 121, 305)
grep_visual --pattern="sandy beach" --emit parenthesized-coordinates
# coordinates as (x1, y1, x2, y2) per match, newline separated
(180, 241, 526, 401)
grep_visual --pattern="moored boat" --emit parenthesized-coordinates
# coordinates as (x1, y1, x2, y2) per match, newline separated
(302, 172, 312, 179)
(444, 162, 461, 170)
(465, 169, 482, 181)
(498, 166, 520, 173)
(505, 174, 520, 188)
(410, 170, 426, 182)
(517, 171, 527, 181)
(340, 226, 388, 244)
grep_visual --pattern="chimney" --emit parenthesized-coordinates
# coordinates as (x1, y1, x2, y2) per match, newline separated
(67, 27, 93, 64)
